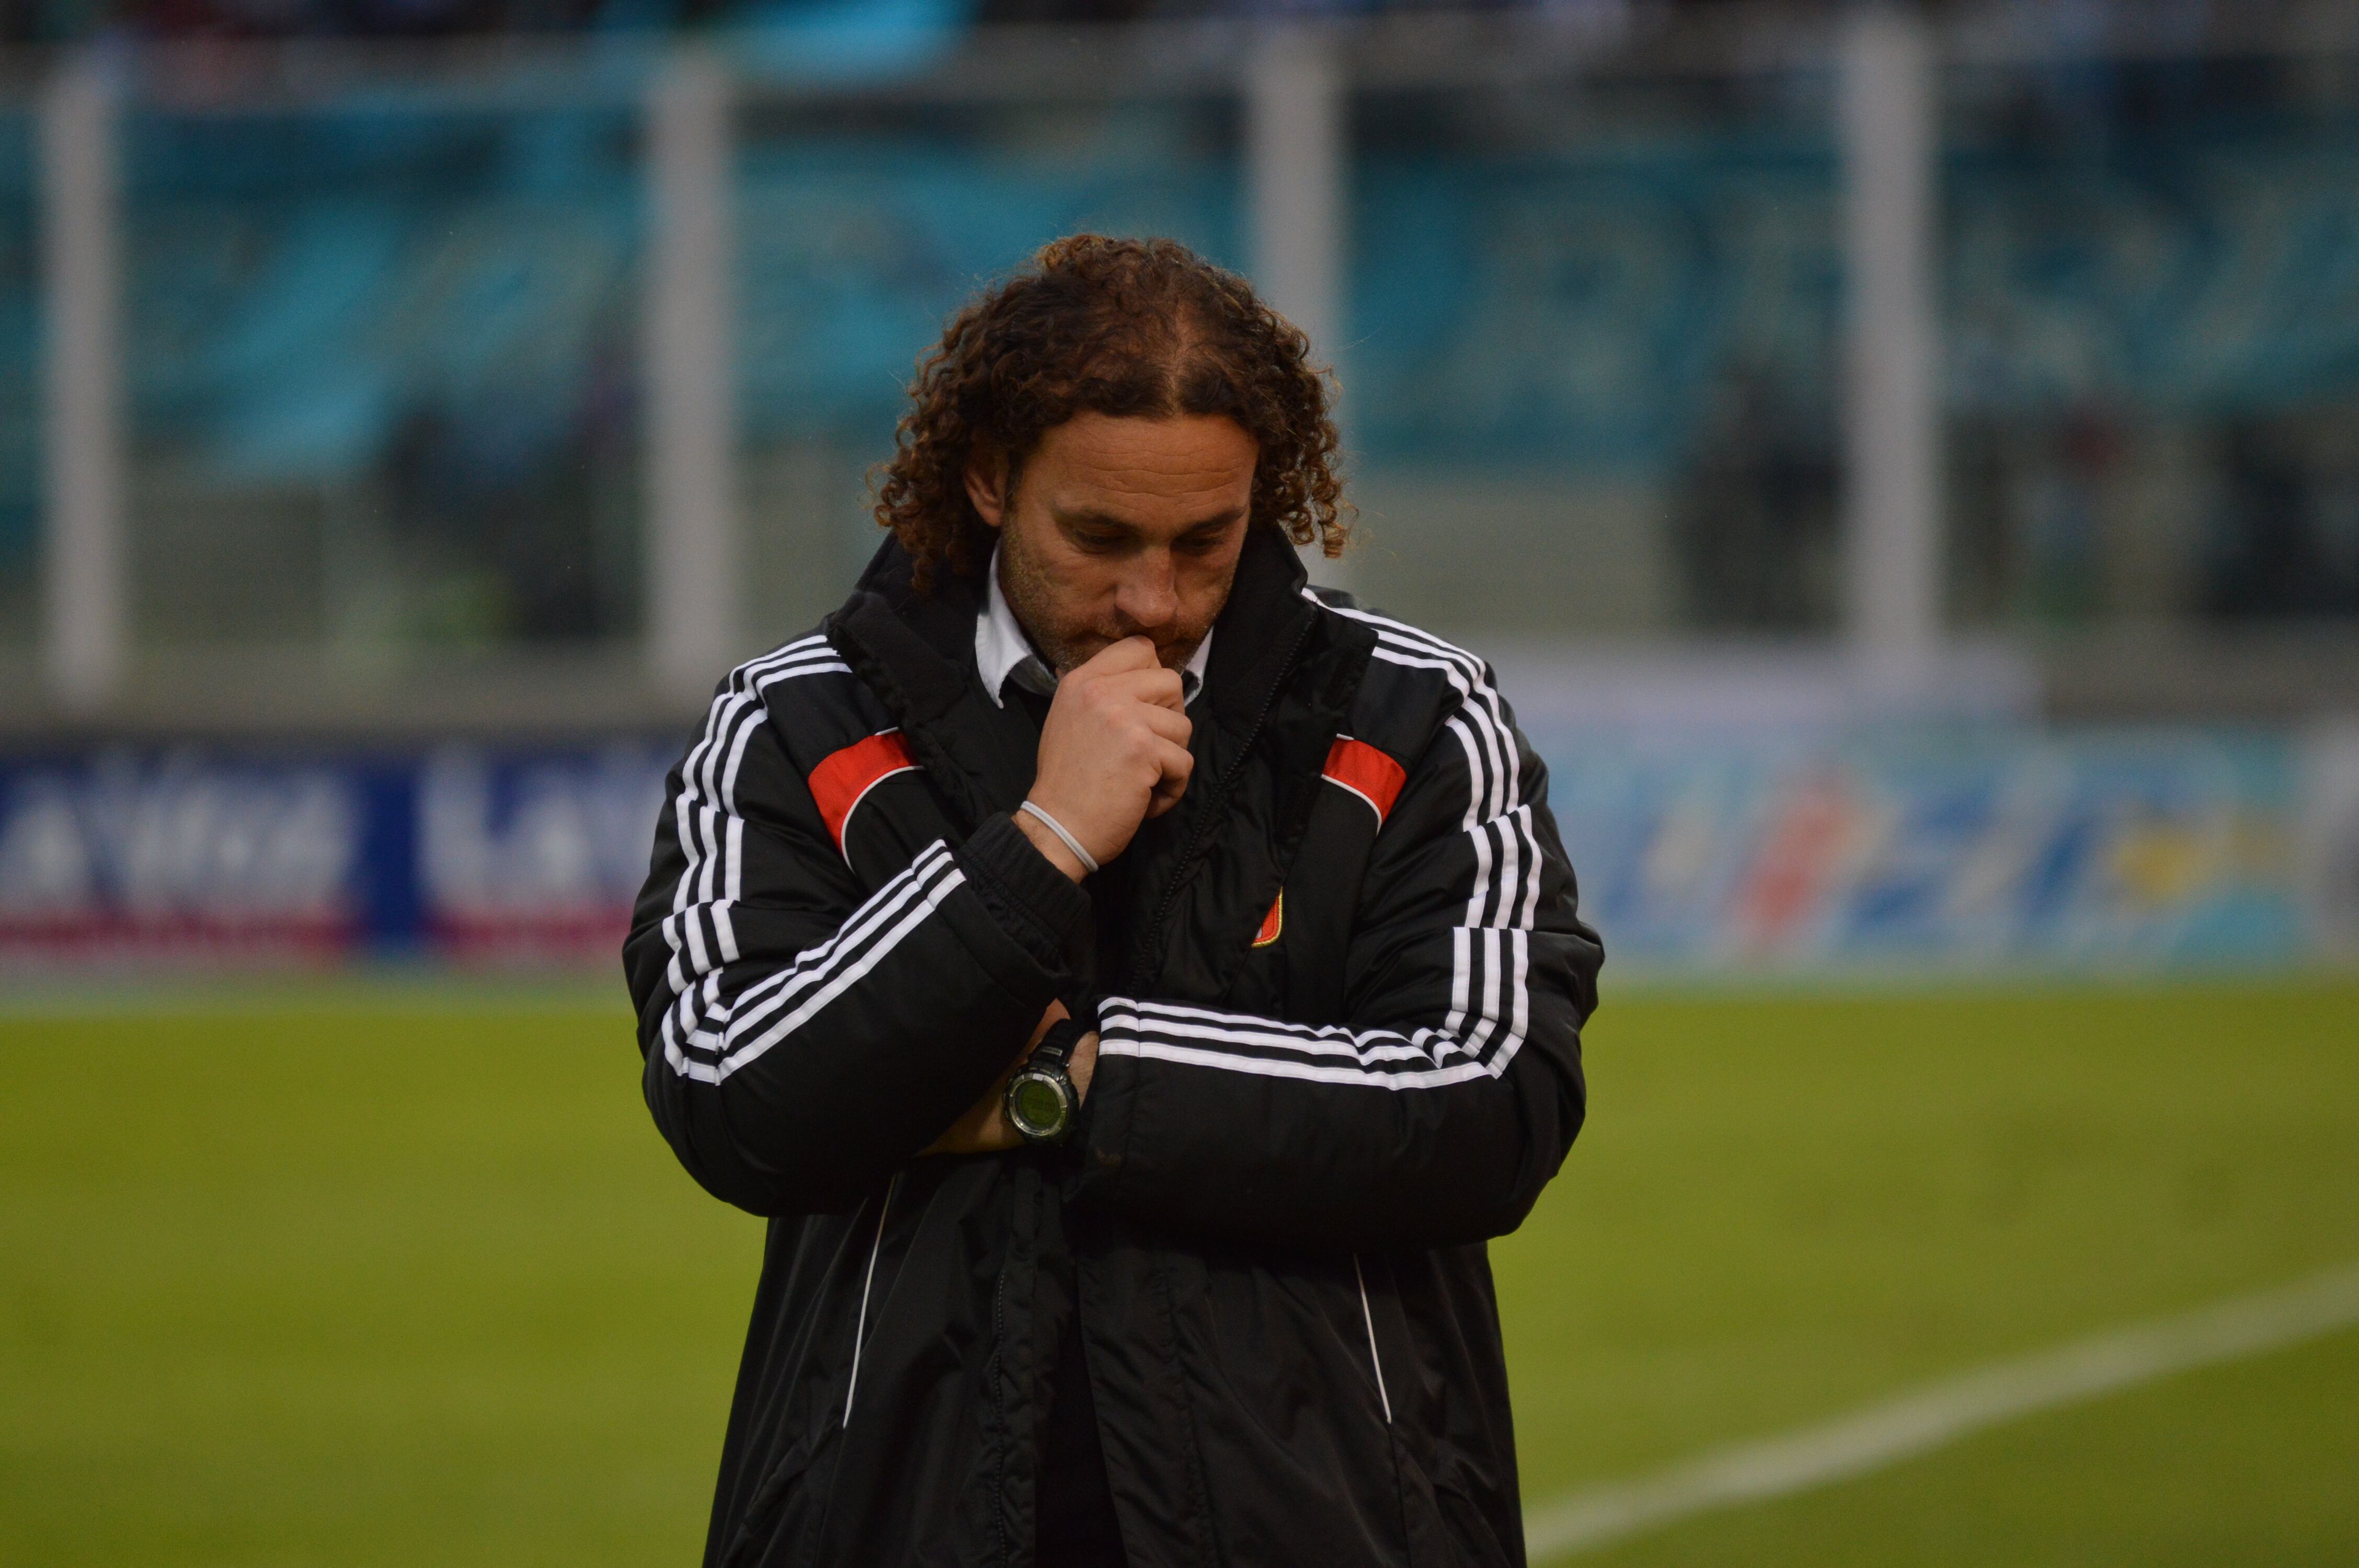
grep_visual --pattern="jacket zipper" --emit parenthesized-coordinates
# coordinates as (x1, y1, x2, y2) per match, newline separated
(1353, 1253, 1393, 1424)
(1130, 614, 1319, 989)
(988, 1259, 1011, 1565)
(842, 1172, 899, 1425)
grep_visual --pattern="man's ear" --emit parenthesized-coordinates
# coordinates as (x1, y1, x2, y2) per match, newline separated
(965, 449, 1009, 530)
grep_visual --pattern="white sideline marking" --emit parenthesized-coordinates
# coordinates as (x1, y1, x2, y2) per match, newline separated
(1525, 1262, 2359, 1560)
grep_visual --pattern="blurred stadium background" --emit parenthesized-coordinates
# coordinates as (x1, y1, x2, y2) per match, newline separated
(2, 0, 2356, 1562)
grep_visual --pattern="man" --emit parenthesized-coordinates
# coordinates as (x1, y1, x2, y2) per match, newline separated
(625, 234, 1600, 1567)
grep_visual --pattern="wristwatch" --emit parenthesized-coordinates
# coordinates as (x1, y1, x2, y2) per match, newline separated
(1004, 1016, 1087, 1146)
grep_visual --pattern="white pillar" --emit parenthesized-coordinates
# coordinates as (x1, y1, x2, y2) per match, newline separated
(1245, 27, 1353, 589)
(1839, 8, 1942, 673)
(645, 49, 741, 700)
(1247, 27, 1344, 365)
(39, 50, 127, 713)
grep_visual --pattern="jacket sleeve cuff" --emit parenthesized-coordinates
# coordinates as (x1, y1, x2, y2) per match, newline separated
(955, 812, 1093, 979)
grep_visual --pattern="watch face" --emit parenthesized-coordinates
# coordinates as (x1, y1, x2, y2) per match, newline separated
(1007, 1073, 1069, 1138)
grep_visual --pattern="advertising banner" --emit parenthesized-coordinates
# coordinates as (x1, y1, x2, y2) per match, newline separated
(0, 728, 2330, 972)
(0, 744, 672, 967)
(1535, 726, 2301, 972)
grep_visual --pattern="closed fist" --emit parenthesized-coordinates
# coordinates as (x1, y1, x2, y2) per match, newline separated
(1018, 636, 1194, 878)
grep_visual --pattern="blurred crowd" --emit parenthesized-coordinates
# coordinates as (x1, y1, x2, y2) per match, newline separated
(0, 0, 2270, 49)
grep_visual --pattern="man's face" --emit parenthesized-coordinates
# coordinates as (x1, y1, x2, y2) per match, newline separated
(967, 412, 1257, 676)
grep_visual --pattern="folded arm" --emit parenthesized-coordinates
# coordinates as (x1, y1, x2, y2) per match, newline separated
(1073, 683, 1601, 1251)
(624, 690, 1090, 1216)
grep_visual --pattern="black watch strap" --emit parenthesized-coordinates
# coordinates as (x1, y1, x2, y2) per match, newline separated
(1028, 1016, 1089, 1074)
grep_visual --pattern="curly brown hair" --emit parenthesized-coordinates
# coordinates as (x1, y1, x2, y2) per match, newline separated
(873, 234, 1349, 593)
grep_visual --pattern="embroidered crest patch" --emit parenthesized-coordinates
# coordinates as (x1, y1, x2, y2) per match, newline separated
(1253, 889, 1284, 948)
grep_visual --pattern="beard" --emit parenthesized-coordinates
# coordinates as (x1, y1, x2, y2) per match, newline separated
(995, 523, 1219, 677)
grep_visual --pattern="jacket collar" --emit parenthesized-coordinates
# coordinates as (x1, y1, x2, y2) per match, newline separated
(828, 526, 1373, 995)
(1197, 523, 1316, 740)
(825, 524, 1333, 839)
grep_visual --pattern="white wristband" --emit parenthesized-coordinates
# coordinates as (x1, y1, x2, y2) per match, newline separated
(1018, 800, 1100, 876)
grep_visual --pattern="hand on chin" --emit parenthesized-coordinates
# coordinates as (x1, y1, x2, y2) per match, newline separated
(1058, 633, 1174, 674)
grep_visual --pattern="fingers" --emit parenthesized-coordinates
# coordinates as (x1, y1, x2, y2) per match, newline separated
(1072, 635, 1161, 676)
(1137, 704, 1192, 745)
(1136, 673, 1187, 714)
(1085, 665, 1187, 712)
(1154, 736, 1194, 788)
(1142, 737, 1193, 817)
(1064, 638, 1186, 711)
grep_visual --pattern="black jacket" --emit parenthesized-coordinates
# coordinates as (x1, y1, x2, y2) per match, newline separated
(624, 526, 1601, 1567)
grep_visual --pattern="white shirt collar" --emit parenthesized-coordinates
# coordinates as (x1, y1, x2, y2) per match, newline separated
(976, 541, 1211, 709)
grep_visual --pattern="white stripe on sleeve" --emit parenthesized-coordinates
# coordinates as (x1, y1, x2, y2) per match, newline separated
(658, 635, 849, 995)
(662, 841, 966, 1085)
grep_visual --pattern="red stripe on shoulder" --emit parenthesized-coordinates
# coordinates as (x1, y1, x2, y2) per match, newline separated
(1322, 736, 1408, 825)
(808, 730, 918, 849)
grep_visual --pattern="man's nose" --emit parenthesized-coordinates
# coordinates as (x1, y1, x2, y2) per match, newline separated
(1113, 551, 1178, 628)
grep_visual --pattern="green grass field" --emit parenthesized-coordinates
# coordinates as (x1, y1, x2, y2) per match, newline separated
(4, 978, 2355, 1565)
